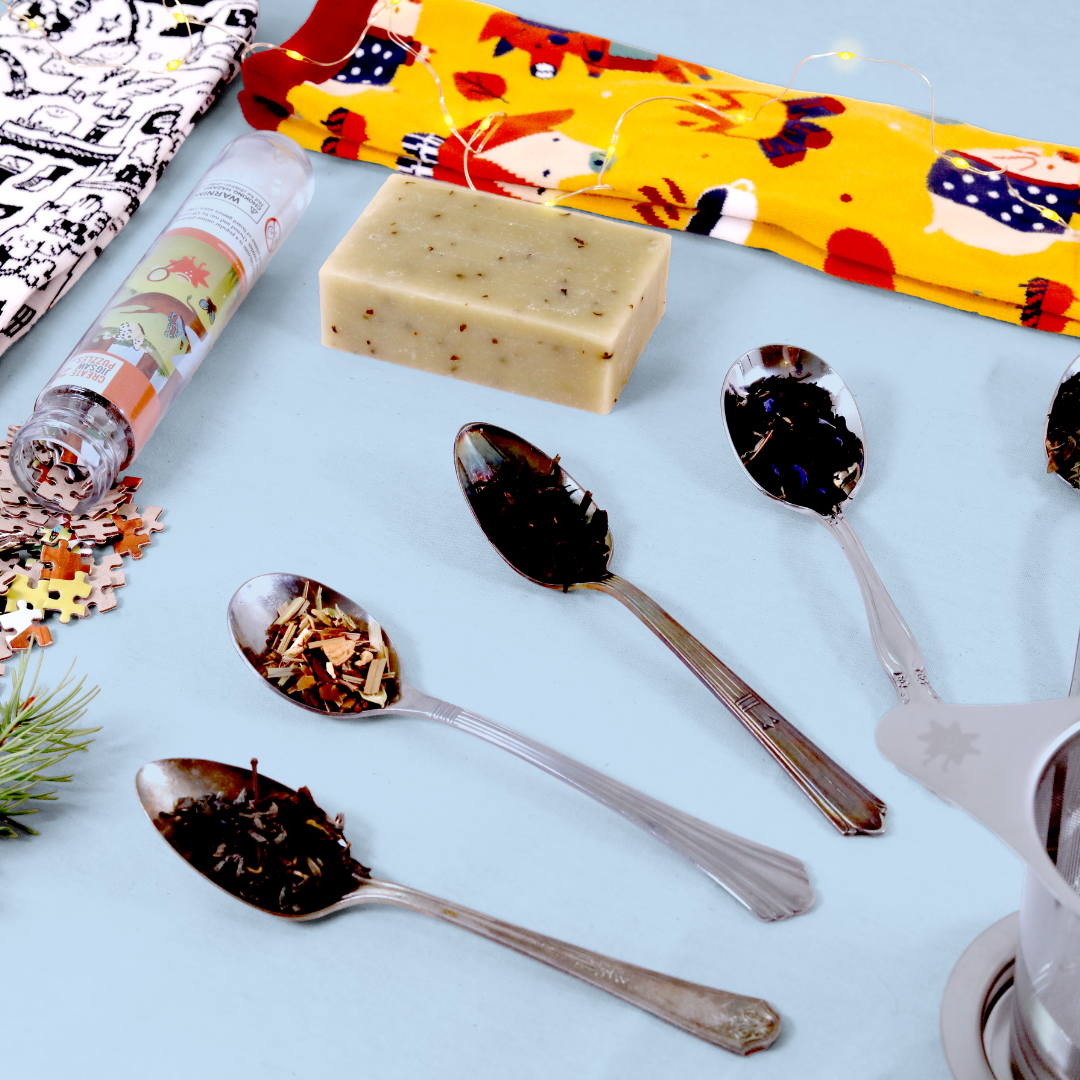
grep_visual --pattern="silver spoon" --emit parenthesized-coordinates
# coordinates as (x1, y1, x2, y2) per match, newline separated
(135, 757, 781, 1056)
(227, 574, 813, 922)
(1044, 352, 1080, 696)
(722, 344, 937, 706)
(455, 422, 885, 836)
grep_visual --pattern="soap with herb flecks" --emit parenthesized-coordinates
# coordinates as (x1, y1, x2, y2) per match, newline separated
(319, 174, 669, 413)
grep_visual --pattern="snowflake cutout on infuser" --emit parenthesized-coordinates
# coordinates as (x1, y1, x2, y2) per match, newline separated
(918, 719, 980, 770)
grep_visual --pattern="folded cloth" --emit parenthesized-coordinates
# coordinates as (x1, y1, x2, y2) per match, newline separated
(240, 0, 1080, 338)
(0, 1, 257, 355)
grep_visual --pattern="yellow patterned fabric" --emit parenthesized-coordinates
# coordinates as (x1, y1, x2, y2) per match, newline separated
(240, 0, 1080, 336)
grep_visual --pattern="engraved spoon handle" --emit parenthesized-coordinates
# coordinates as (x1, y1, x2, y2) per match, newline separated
(584, 574, 885, 836)
(398, 691, 813, 921)
(331, 877, 781, 1055)
(820, 514, 936, 705)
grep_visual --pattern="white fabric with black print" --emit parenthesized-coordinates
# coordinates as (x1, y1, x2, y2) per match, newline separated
(0, 0, 257, 353)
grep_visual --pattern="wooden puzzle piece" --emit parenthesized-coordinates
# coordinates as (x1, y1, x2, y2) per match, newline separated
(39, 526, 74, 547)
(8, 622, 52, 650)
(40, 538, 84, 580)
(78, 554, 125, 615)
(42, 572, 92, 622)
(1, 598, 42, 637)
(5, 574, 51, 613)
(112, 515, 152, 559)
(140, 506, 164, 535)
(4, 502, 52, 525)
(45, 465, 91, 512)
(69, 514, 121, 545)
(0, 481, 29, 506)
(0, 563, 18, 594)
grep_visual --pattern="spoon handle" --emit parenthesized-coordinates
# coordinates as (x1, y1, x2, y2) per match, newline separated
(821, 514, 936, 705)
(586, 574, 886, 836)
(337, 877, 781, 1054)
(411, 694, 813, 921)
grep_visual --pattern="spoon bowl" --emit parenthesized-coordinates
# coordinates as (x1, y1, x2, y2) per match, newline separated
(1045, 351, 1080, 492)
(722, 344, 866, 520)
(455, 422, 614, 589)
(135, 756, 783, 1055)
(226, 573, 816, 921)
(137, 757, 329, 919)
(455, 422, 886, 836)
(228, 573, 406, 715)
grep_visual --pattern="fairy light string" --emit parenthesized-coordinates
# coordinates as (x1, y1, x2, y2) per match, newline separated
(0, 0, 1071, 232)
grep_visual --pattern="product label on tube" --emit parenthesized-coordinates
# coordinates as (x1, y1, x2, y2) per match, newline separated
(38, 179, 268, 452)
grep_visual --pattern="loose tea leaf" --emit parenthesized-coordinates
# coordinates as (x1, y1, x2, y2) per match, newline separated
(158, 761, 370, 914)
(725, 374, 863, 516)
(466, 456, 612, 586)
(247, 580, 397, 713)
(1046, 371, 1080, 488)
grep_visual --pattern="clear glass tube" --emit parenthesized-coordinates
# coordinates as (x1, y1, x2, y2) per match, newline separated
(10, 131, 314, 514)
(1012, 732, 1080, 1080)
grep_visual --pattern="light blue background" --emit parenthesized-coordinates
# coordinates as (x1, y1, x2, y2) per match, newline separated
(5, 1, 1080, 1077)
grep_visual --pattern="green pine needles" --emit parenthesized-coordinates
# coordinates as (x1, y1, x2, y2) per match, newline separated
(0, 649, 99, 838)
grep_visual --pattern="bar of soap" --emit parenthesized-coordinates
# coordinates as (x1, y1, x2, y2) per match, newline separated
(319, 174, 669, 414)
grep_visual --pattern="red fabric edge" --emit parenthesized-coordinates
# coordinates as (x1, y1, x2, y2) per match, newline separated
(239, 0, 378, 129)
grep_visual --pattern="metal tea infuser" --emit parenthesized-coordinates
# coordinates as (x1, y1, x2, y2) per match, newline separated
(723, 345, 1080, 1080)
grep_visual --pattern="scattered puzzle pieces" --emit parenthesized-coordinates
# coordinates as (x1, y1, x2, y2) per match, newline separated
(0, 426, 165, 670)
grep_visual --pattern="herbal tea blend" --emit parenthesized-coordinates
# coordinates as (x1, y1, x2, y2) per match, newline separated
(1046, 370, 1080, 488)
(465, 455, 612, 586)
(249, 580, 397, 712)
(157, 761, 370, 915)
(724, 374, 863, 516)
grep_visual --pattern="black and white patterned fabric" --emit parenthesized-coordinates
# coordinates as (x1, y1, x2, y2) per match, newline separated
(0, 0, 256, 352)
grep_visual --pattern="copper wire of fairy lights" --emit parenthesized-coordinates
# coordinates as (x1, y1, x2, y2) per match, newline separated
(1, 0, 1071, 232)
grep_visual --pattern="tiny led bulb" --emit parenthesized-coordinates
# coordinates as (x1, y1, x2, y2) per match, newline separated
(951, 156, 968, 168)
(837, 51, 855, 60)
(173, 11, 186, 22)
(167, 58, 181, 70)
(26, 19, 37, 28)
(731, 111, 751, 124)
(443, 113, 454, 127)
(606, 144, 616, 156)
(285, 49, 303, 60)
(478, 116, 492, 130)
(543, 199, 557, 207)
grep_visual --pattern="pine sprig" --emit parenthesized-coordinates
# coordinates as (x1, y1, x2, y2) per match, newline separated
(0, 648, 100, 837)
